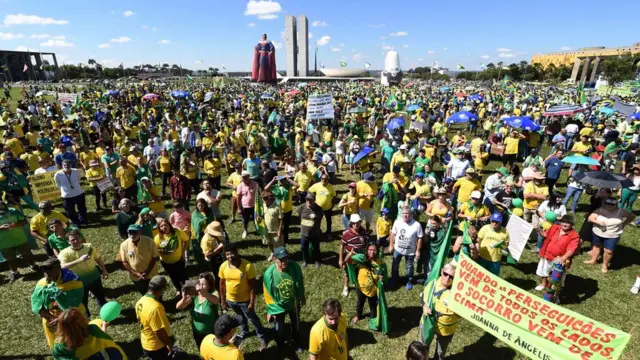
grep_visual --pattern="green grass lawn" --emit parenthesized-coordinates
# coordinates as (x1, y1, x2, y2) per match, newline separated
(1, 88, 639, 360)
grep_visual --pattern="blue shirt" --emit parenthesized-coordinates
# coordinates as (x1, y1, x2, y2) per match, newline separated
(552, 134, 566, 145)
(55, 152, 77, 167)
(60, 135, 73, 148)
(243, 157, 261, 179)
(544, 156, 564, 180)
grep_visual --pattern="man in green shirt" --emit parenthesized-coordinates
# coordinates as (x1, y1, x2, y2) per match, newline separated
(413, 148, 431, 175)
(263, 247, 305, 354)
(0, 200, 36, 281)
(381, 142, 396, 173)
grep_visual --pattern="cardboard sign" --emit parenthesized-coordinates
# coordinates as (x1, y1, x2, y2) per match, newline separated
(30, 171, 62, 205)
(306, 94, 334, 120)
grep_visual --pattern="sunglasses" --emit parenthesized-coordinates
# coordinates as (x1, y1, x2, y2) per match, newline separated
(442, 272, 455, 279)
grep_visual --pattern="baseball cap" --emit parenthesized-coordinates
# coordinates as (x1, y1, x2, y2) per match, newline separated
(496, 167, 509, 177)
(465, 168, 475, 174)
(415, 172, 425, 178)
(89, 160, 99, 167)
(364, 172, 375, 181)
(127, 224, 142, 232)
(140, 176, 150, 182)
(273, 246, 289, 260)
(348, 182, 356, 188)
(399, 144, 407, 150)
(470, 191, 482, 199)
(241, 170, 250, 177)
(139, 207, 151, 215)
(392, 165, 401, 173)
(381, 208, 390, 215)
(350, 214, 362, 223)
(490, 212, 503, 222)
(148, 275, 168, 291)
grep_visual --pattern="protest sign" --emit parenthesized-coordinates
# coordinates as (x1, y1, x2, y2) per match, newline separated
(57, 93, 78, 107)
(96, 178, 114, 193)
(449, 253, 631, 360)
(506, 215, 533, 261)
(306, 94, 334, 120)
(30, 171, 62, 205)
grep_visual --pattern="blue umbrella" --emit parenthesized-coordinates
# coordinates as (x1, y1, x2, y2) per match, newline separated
(439, 86, 450, 92)
(351, 146, 375, 164)
(468, 94, 484, 102)
(386, 117, 405, 130)
(599, 107, 615, 116)
(503, 116, 541, 131)
(356, 98, 364, 106)
(407, 104, 421, 112)
(170, 90, 189, 98)
(629, 112, 640, 120)
(562, 155, 601, 166)
(105, 90, 118, 96)
(446, 111, 477, 124)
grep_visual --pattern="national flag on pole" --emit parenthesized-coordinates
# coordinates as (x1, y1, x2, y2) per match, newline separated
(340, 61, 347, 67)
(501, 75, 514, 91)
(320, 62, 325, 68)
(254, 191, 265, 236)
(385, 93, 399, 110)
(456, 63, 465, 70)
(364, 62, 371, 69)
(479, 63, 486, 70)
(23, 64, 28, 72)
(222, 63, 226, 71)
(186, 74, 194, 82)
(577, 81, 586, 104)
(119, 63, 124, 69)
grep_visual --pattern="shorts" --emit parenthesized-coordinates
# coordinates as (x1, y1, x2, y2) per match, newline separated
(592, 234, 620, 251)
(262, 232, 284, 248)
(536, 258, 553, 277)
(359, 209, 374, 224)
(477, 257, 501, 276)
(0, 242, 30, 261)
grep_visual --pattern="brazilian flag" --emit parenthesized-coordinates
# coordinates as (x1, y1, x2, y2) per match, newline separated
(52, 322, 127, 359)
(254, 191, 266, 236)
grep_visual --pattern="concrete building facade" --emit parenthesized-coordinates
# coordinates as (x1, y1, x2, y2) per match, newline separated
(0, 50, 58, 82)
(297, 15, 309, 77)
(284, 15, 297, 77)
(531, 43, 640, 83)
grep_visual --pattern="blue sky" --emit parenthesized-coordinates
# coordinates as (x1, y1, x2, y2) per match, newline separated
(1, 0, 639, 71)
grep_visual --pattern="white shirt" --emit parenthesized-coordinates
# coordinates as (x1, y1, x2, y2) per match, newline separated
(143, 145, 161, 163)
(448, 158, 470, 180)
(484, 173, 502, 199)
(391, 218, 424, 256)
(54, 169, 84, 198)
(35, 165, 58, 175)
(565, 123, 579, 134)
(322, 153, 337, 173)
(196, 189, 222, 217)
(537, 200, 567, 219)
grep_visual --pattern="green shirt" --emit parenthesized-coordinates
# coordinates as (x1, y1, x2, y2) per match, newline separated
(0, 208, 27, 250)
(381, 145, 396, 164)
(190, 292, 219, 334)
(263, 261, 304, 315)
(414, 156, 431, 175)
(48, 233, 70, 253)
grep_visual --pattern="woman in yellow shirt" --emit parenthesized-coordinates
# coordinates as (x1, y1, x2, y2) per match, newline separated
(426, 187, 453, 223)
(85, 160, 108, 210)
(154, 218, 189, 296)
(155, 149, 172, 196)
(502, 130, 525, 167)
(473, 147, 489, 175)
(204, 152, 222, 189)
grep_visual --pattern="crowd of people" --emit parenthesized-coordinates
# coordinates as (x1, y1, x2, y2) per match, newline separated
(1, 78, 640, 359)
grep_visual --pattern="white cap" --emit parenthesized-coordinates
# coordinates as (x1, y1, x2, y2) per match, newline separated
(470, 191, 482, 199)
(399, 145, 407, 150)
(241, 170, 250, 177)
(350, 214, 362, 223)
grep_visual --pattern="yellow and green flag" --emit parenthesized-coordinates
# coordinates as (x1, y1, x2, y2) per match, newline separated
(254, 191, 265, 236)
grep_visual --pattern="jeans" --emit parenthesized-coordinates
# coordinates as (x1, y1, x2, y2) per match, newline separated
(619, 188, 639, 212)
(324, 208, 333, 234)
(227, 300, 267, 342)
(92, 186, 108, 209)
(301, 233, 320, 264)
(273, 310, 300, 350)
(391, 250, 415, 285)
(422, 333, 454, 360)
(62, 193, 87, 226)
(82, 278, 108, 317)
(160, 172, 171, 195)
(342, 214, 351, 230)
(563, 186, 583, 213)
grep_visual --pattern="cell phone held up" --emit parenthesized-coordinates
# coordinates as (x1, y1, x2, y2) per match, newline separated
(182, 280, 198, 296)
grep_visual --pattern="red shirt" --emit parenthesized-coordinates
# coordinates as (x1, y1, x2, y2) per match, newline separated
(170, 174, 191, 200)
(540, 224, 579, 261)
(341, 228, 369, 253)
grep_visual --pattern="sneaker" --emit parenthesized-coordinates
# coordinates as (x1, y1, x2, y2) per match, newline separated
(9, 272, 21, 282)
(535, 284, 545, 291)
(406, 282, 413, 290)
(242, 230, 247, 240)
(631, 285, 640, 295)
(314, 261, 320, 269)
(342, 286, 349, 297)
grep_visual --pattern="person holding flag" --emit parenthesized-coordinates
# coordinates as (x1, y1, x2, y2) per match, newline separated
(420, 263, 459, 360)
(346, 243, 389, 334)
(477, 212, 510, 276)
(263, 246, 305, 355)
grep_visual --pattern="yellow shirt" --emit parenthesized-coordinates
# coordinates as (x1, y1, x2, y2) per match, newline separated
(30, 210, 69, 237)
(5, 138, 24, 156)
(294, 170, 314, 192)
(571, 141, 591, 154)
(156, 156, 171, 173)
(376, 218, 392, 238)
(116, 235, 159, 281)
(200, 335, 244, 360)
(523, 182, 549, 210)
(201, 136, 215, 151)
(382, 172, 408, 193)
(470, 138, 484, 155)
(454, 178, 481, 204)
(218, 259, 256, 303)
(204, 158, 222, 178)
(474, 152, 489, 171)
(116, 165, 137, 189)
(20, 153, 40, 172)
(85, 167, 105, 187)
(309, 314, 348, 360)
(355, 181, 377, 211)
(423, 280, 459, 336)
(154, 229, 189, 264)
(341, 193, 359, 215)
(579, 127, 594, 138)
(409, 181, 432, 204)
(26, 132, 39, 147)
(357, 260, 380, 297)
(200, 233, 221, 259)
(58, 244, 102, 282)
(308, 182, 337, 211)
(135, 294, 171, 351)
(79, 151, 99, 169)
(478, 224, 510, 262)
(504, 136, 519, 155)
(458, 202, 490, 231)
(228, 172, 243, 197)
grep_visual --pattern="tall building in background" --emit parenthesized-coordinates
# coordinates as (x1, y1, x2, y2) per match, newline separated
(285, 15, 297, 77)
(297, 15, 309, 76)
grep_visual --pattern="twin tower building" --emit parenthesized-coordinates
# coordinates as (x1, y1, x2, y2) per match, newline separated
(284, 15, 309, 77)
